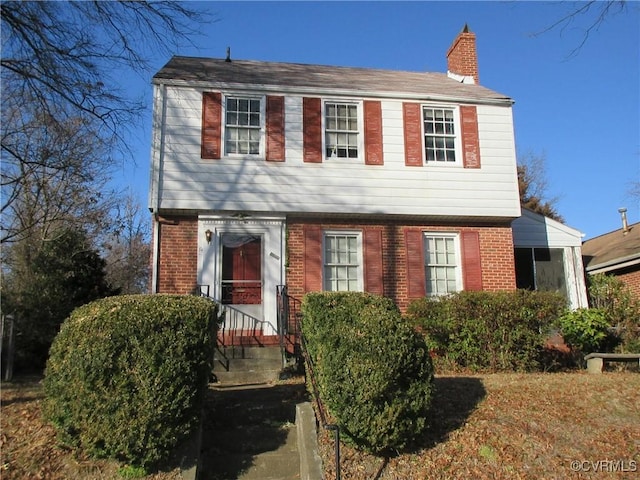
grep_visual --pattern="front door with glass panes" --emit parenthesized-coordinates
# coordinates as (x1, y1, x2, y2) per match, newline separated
(221, 234, 262, 306)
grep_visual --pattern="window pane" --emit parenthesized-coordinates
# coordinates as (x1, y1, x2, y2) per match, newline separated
(325, 102, 359, 158)
(423, 107, 456, 164)
(324, 233, 360, 291)
(424, 234, 458, 295)
(225, 97, 262, 155)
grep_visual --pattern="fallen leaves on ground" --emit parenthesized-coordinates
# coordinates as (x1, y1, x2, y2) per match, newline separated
(318, 372, 640, 480)
(0, 376, 182, 480)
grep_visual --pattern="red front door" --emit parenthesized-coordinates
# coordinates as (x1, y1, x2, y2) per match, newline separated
(221, 235, 262, 304)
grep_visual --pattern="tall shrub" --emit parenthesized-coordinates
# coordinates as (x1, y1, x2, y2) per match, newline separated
(302, 292, 434, 453)
(588, 273, 640, 352)
(43, 294, 217, 469)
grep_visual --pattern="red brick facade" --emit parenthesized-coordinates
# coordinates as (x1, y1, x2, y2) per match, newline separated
(286, 218, 516, 312)
(155, 215, 199, 294)
(154, 215, 517, 310)
(615, 267, 640, 299)
(446, 27, 479, 84)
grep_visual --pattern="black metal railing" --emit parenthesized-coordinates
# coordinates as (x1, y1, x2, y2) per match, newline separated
(276, 285, 341, 480)
(276, 285, 302, 359)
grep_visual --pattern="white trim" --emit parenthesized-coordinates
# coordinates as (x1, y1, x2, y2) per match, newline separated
(420, 104, 463, 167)
(221, 93, 266, 159)
(321, 99, 365, 162)
(422, 232, 463, 296)
(586, 255, 640, 274)
(197, 214, 286, 336)
(322, 230, 364, 292)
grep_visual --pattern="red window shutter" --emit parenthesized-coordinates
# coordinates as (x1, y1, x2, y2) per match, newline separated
(461, 230, 483, 290)
(303, 97, 322, 163)
(363, 228, 384, 294)
(460, 105, 481, 168)
(201, 92, 221, 159)
(405, 228, 426, 298)
(364, 101, 384, 165)
(403, 103, 423, 166)
(266, 95, 285, 162)
(304, 226, 323, 292)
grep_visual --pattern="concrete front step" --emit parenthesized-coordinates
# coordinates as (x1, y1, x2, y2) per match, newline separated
(213, 345, 283, 386)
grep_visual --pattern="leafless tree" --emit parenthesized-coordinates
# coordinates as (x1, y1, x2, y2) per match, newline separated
(518, 150, 564, 222)
(1, 1, 210, 243)
(1, 96, 116, 245)
(103, 192, 151, 294)
(533, 1, 631, 57)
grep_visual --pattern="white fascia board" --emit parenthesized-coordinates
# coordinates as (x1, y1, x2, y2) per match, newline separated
(152, 79, 514, 107)
(586, 254, 640, 274)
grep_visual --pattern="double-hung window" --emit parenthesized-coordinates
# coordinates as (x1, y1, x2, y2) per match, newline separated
(424, 233, 461, 295)
(323, 231, 363, 291)
(423, 107, 458, 163)
(325, 102, 359, 159)
(225, 97, 262, 155)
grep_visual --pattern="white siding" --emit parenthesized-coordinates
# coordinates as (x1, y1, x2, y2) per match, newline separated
(512, 209, 589, 310)
(512, 209, 584, 247)
(151, 86, 521, 218)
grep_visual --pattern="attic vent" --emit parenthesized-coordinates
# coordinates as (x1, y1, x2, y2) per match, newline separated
(225, 47, 231, 63)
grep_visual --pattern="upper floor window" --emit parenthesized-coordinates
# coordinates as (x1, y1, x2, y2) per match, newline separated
(325, 102, 359, 159)
(225, 97, 262, 155)
(323, 231, 363, 291)
(424, 233, 462, 295)
(423, 107, 458, 164)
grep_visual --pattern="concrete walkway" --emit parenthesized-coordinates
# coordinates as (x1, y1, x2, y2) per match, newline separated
(197, 382, 309, 480)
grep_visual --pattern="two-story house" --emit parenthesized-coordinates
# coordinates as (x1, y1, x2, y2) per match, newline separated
(148, 26, 585, 346)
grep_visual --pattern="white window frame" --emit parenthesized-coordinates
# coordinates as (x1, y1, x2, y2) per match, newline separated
(322, 100, 364, 162)
(222, 94, 266, 158)
(421, 105, 463, 166)
(322, 230, 364, 292)
(423, 232, 463, 296)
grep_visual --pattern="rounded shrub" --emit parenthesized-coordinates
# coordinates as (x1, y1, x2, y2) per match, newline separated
(302, 292, 434, 453)
(43, 294, 218, 469)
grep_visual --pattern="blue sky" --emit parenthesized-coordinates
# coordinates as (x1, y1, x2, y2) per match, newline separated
(117, 1, 639, 240)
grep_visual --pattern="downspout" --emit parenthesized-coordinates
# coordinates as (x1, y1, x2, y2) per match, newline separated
(151, 215, 160, 293)
(149, 82, 167, 293)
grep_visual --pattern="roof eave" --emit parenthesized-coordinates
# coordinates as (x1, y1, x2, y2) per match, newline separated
(585, 253, 640, 274)
(151, 78, 514, 107)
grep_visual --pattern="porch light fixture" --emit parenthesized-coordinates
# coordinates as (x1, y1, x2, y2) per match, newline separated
(205, 229, 212, 244)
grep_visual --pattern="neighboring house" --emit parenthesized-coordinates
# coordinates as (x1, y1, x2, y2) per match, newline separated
(511, 209, 588, 310)
(582, 211, 640, 298)
(148, 26, 579, 344)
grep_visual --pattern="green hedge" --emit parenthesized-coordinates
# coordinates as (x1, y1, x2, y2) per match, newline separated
(43, 294, 218, 469)
(406, 290, 567, 372)
(301, 292, 434, 453)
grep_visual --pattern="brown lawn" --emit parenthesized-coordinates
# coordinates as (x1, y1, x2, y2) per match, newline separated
(319, 372, 640, 479)
(2, 372, 638, 479)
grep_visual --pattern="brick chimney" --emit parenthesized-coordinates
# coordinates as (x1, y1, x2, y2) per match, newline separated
(447, 24, 479, 85)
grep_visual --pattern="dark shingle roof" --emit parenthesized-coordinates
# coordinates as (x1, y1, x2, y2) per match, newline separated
(153, 56, 512, 104)
(582, 222, 640, 272)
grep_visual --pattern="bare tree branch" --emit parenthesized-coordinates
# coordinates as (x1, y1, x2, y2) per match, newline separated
(532, 1, 629, 58)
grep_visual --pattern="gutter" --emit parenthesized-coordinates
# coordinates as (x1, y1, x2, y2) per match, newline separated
(585, 253, 640, 274)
